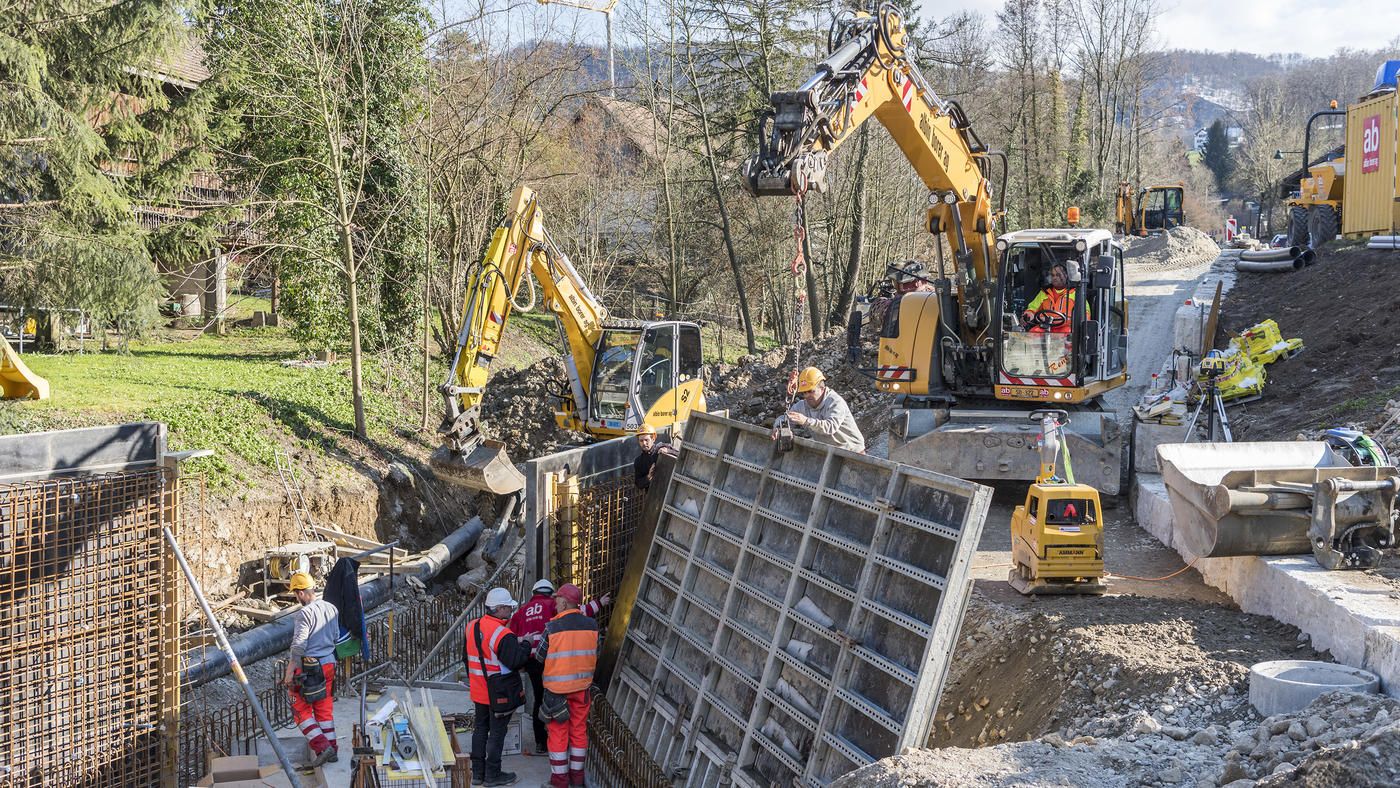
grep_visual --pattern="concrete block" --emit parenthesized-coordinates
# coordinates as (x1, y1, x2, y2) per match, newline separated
(1365, 627, 1400, 696)
(1133, 474, 1176, 551)
(1173, 304, 1209, 355)
(1134, 424, 1187, 474)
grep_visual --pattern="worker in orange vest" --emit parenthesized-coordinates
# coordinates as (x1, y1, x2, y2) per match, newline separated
(1021, 262, 1085, 334)
(536, 583, 598, 787)
(464, 587, 531, 786)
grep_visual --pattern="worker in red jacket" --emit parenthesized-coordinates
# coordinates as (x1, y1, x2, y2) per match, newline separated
(509, 579, 610, 755)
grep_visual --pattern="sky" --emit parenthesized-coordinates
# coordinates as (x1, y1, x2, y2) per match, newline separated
(929, 0, 1400, 56)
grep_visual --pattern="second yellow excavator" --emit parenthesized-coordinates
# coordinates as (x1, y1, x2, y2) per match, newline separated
(1114, 181, 1185, 237)
(744, 3, 1131, 494)
(431, 186, 706, 494)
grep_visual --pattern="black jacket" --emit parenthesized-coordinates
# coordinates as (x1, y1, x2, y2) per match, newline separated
(322, 557, 366, 659)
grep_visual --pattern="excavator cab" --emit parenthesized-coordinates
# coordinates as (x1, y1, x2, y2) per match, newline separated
(586, 322, 705, 433)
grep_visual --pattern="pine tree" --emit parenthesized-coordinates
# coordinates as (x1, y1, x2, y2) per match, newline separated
(1203, 119, 1233, 194)
(0, 0, 225, 342)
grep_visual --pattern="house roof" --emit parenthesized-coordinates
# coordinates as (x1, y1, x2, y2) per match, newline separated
(142, 38, 211, 88)
(586, 96, 670, 162)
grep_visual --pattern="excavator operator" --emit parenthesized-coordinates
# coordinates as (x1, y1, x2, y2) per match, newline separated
(1020, 262, 1081, 334)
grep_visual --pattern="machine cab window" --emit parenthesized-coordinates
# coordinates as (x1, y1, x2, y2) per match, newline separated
(591, 328, 641, 423)
(997, 231, 1125, 383)
(636, 324, 676, 411)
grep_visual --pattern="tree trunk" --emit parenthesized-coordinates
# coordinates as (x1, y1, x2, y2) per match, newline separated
(830, 127, 869, 326)
(340, 226, 368, 439)
(270, 260, 280, 315)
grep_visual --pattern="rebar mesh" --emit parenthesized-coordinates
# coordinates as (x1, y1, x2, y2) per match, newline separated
(551, 476, 645, 634)
(0, 469, 182, 787)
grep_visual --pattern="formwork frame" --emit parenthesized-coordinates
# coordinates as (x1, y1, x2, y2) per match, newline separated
(608, 413, 991, 786)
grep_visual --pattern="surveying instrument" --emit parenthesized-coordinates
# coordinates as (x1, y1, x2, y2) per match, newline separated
(1183, 351, 1234, 443)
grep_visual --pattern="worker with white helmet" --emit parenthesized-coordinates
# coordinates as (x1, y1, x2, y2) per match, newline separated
(282, 572, 341, 768)
(509, 579, 611, 755)
(465, 587, 531, 786)
(779, 366, 865, 453)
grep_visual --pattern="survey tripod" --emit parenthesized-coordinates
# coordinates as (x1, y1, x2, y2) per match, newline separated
(1183, 352, 1233, 443)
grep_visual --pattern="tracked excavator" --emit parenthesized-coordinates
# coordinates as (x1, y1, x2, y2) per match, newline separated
(743, 3, 1131, 494)
(431, 185, 707, 494)
(1114, 181, 1185, 236)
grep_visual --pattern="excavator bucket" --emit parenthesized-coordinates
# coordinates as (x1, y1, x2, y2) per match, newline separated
(429, 439, 525, 495)
(0, 335, 49, 400)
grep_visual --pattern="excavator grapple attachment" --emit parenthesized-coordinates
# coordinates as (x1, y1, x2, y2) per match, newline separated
(429, 440, 525, 495)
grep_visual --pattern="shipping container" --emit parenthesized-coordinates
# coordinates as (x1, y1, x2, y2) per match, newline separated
(1342, 90, 1399, 236)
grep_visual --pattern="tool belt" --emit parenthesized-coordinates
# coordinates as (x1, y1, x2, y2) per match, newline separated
(298, 655, 328, 702)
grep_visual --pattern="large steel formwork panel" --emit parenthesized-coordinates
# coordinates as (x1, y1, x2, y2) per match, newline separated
(607, 413, 991, 786)
(1343, 91, 1399, 236)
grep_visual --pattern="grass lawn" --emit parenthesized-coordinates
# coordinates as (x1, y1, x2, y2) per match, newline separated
(0, 330, 432, 493)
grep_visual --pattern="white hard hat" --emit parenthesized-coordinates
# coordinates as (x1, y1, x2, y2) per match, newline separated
(485, 587, 517, 608)
(532, 578, 556, 595)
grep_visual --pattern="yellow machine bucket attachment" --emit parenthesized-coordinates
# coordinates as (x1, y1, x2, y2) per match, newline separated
(429, 438, 525, 496)
(0, 335, 49, 400)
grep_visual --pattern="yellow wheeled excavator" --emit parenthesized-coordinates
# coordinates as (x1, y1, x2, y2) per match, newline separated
(744, 2, 1131, 494)
(1114, 181, 1185, 236)
(431, 185, 707, 494)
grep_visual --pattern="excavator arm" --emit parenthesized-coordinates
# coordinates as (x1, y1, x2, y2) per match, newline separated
(431, 185, 609, 494)
(742, 3, 1006, 376)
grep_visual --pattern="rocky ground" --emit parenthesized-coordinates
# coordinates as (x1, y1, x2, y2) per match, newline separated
(836, 690, 1400, 788)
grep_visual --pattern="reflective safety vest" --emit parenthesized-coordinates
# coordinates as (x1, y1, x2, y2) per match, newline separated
(542, 610, 598, 695)
(465, 614, 511, 705)
(1027, 287, 1079, 335)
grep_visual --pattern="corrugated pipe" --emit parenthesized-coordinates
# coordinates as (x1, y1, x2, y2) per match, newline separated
(182, 512, 497, 686)
(1299, 248, 1317, 266)
(1239, 247, 1302, 262)
(1236, 256, 1305, 273)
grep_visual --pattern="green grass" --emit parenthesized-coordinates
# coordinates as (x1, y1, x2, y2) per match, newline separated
(0, 330, 420, 492)
(224, 295, 273, 322)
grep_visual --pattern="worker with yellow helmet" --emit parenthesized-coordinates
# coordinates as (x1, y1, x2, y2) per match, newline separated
(633, 423, 678, 490)
(282, 572, 342, 767)
(780, 367, 865, 453)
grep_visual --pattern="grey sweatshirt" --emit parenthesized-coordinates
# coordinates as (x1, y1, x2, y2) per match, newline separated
(289, 597, 340, 666)
(791, 389, 866, 453)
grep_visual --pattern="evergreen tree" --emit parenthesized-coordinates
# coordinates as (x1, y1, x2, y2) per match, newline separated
(0, 0, 226, 341)
(1203, 119, 1233, 194)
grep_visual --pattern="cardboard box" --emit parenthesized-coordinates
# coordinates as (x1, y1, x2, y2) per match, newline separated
(209, 755, 262, 781)
(502, 711, 522, 756)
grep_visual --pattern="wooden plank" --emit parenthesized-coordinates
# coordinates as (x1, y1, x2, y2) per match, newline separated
(228, 603, 300, 623)
(1200, 280, 1223, 358)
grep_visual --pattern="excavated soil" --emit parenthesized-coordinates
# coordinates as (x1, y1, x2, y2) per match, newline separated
(1121, 227, 1220, 271)
(1217, 244, 1400, 444)
(931, 588, 1323, 755)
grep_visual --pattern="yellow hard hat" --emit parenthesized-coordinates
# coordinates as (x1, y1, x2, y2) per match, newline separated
(795, 367, 825, 394)
(637, 423, 658, 436)
(289, 572, 314, 592)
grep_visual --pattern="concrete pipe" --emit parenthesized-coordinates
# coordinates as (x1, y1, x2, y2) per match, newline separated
(183, 514, 489, 686)
(1249, 660, 1379, 716)
(1239, 247, 1302, 262)
(1236, 256, 1304, 273)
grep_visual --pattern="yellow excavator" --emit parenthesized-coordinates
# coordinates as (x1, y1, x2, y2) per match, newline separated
(744, 3, 1130, 494)
(431, 185, 707, 494)
(1114, 181, 1185, 237)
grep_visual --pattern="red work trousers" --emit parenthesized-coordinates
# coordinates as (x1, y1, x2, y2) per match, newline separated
(290, 662, 337, 755)
(546, 690, 591, 787)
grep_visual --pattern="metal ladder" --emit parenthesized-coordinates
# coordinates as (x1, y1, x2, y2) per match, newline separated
(275, 449, 316, 541)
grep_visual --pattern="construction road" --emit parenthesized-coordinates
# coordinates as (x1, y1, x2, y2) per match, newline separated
(962, 253, 1228, 606)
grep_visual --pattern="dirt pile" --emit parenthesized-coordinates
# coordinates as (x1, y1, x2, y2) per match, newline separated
(1215, 244, 1400, 444)
(1122, 227, 1220, 271)
(704, 329, 891, 432)
(841, 689, 1397, 788)
(478, 356, 586, 459)
(932, 591, 1322, 753)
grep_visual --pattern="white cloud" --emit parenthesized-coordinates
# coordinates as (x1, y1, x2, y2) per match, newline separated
(922, 0, 1400, 56)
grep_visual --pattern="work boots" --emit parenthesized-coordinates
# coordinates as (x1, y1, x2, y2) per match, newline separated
(471, 760, 486, 786)
(484, 771, 519, 786)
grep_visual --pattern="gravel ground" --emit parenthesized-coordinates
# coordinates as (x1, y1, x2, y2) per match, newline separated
(1121, 227, 1221, 271)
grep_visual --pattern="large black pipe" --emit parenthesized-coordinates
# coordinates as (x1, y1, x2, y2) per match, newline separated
(183, 515, 488, 686)
(1236, 256, 1305, 273)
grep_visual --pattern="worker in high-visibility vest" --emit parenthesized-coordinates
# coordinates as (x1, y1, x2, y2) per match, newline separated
(536, 583, 598, 787)
(464, 587, 531, 787)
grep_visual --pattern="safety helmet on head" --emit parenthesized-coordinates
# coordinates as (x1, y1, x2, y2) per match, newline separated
(532, 578, 556, 595)
(555, 583, 583, 605)
(795, 367, 826, 394)
(289, 572, 314, 592)
(485, 587, 517, 609)
(637, 423, 658, 436)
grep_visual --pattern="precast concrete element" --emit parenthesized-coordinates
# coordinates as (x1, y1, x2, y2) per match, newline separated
(608, 413, 991, 786)
(1249, 660, 1380, 716)
(1157, 441, 1398, 560)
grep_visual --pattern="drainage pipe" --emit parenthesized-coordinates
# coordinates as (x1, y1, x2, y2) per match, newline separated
(183, 515, 488, 686)
(1239, 247, 1302, 262)
(1368, 236, 1400, 249)
(1236, 256, 1305, 273)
